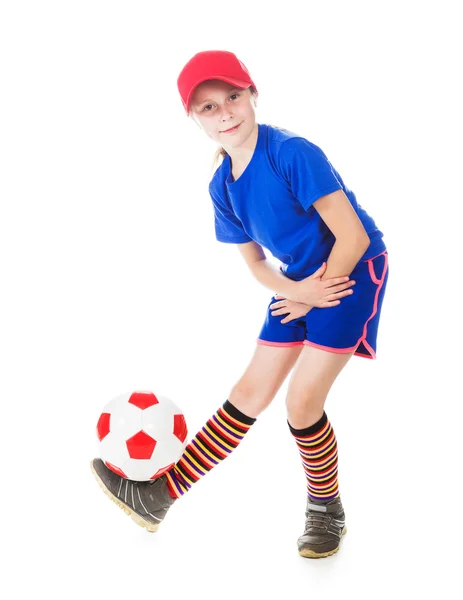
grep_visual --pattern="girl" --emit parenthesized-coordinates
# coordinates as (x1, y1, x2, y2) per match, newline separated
(91, 50, 389, 560)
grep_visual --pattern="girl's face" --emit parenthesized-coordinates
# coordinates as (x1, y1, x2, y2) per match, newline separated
(189, 79, 257, 148)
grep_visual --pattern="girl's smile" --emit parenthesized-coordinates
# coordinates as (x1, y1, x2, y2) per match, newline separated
(221, 122, 242, 134)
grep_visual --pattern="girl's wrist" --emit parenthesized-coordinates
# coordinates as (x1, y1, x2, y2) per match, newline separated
(282, 280, 301, 303)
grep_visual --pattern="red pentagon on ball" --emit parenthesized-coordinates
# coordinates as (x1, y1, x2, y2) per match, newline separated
(150, 462, 175, 480)
(128, 392, 159, 410)
(105, 461, 127, 478)
(173, 414, 187, 442)
(126, 430, 157, 459)
(97, 412, 111, 441)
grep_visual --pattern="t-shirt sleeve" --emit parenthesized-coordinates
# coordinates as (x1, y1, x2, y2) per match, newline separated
(277, 137, 343, 211)
(209, 185, 252, 244)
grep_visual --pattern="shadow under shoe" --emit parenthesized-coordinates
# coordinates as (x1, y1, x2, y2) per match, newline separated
(298, 495, 347, 559)
(90, 458, 176, 532)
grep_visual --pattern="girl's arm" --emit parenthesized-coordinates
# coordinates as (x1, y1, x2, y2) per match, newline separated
(238, 241, 353, 306)
(312, 190, 371, 279)
(237, 241, 297, 298)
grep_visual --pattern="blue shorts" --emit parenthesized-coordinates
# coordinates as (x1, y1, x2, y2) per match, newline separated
(257, 250, 389, 359)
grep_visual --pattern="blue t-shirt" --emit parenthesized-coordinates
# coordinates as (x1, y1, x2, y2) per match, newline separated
(209, 123, 386, 280)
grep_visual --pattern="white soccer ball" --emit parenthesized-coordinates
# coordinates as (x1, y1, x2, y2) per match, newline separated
(96, 391, 188, 481)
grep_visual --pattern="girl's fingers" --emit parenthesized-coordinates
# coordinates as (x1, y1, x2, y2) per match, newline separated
(331, 281, 356, 293)
(324, 276, 351, 288)
(271, 299, 289, 309)
(323, 300, 341, 307)
(330, 289, 354, 300)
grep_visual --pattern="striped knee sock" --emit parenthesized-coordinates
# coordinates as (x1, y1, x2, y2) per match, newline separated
(165, 400, 256, 499)
(288, 411, 340, 501)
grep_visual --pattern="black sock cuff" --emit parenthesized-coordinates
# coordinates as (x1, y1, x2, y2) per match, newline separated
(222, 400, 257, 425)
(287, 411, 328, 437)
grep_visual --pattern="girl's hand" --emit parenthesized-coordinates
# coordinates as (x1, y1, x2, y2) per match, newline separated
(270, 295, 313, 324)
(291, 262, 356, 308)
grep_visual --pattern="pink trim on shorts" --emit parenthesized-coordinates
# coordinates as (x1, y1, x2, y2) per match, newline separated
(353, 250, 388, 359)
(358, 341, 376, 359)
(363, 250, 388, 263)
(299, 250, 388, 360)
(256, 339, 304, 347)
(302, 340, 358, 353)
(261, 251, 388, 359)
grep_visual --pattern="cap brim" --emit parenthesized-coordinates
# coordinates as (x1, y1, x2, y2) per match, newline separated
(186, 76, 252, 114)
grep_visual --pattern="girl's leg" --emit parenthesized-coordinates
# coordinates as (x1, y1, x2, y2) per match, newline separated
(91, 343, 304, 531)
(285, 345, 354, 558)
(165, 343, 304, 498)
(286, 344, 353, 431)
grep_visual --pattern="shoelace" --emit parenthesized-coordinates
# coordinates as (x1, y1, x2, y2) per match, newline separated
(303, 511, 331, 534)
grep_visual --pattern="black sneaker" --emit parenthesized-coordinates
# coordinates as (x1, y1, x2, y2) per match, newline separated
(90, 458, 176, 532)
(297, 495, 347, 558)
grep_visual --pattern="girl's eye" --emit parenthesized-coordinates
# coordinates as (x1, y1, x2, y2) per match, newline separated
(203, 93, 240, 112)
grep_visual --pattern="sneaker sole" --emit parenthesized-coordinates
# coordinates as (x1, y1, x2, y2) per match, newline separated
(298, 527, 347, 559)
(90, 460, 159, 533)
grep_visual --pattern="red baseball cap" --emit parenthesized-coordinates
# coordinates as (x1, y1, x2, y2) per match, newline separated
(177, 50, 257, 115)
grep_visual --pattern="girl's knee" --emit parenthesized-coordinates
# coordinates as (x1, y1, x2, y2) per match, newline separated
(228, 384, 275, 419)
(285, 389, 327, 429)
(285, 386, 326, 410)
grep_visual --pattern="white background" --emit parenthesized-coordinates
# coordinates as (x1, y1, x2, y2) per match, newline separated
(1, 1, 461, 598)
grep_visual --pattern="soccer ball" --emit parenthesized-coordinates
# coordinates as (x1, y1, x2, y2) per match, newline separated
(96, 391, 188, 481)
